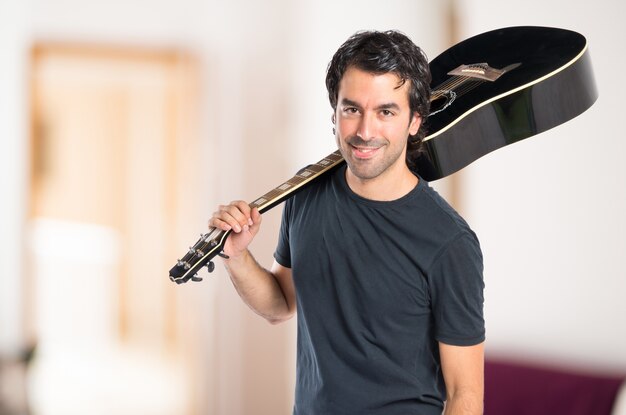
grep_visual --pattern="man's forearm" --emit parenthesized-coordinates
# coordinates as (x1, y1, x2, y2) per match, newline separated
(443, 392, 483, 415)
(223, 250, 293, 324)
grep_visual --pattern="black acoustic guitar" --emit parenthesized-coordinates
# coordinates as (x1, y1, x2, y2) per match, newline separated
(169, 25, 598, 284)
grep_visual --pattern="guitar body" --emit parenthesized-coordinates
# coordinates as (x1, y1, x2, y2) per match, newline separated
(169, 26, 598, 284)
(414, 26, 598, 180)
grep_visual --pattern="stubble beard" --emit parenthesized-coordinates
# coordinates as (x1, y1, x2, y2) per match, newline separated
(337, 134, 406, 181)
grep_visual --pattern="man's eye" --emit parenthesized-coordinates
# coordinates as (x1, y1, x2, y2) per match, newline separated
(344, 107, 359, 114)
(381, 110, 394, 117)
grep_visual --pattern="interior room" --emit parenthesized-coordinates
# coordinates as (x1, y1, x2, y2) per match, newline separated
(1, 0, 625, 414)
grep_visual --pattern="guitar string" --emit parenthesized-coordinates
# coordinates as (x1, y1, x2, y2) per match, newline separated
(430, 76, 469, 111)
(431, 76, 472, 98)
(455, 80, 485, 98)
(432, 77, 485, 104)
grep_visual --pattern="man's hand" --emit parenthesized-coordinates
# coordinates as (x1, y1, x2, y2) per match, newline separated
(208, 200, 295, 324)
(209, 200, 262, 259)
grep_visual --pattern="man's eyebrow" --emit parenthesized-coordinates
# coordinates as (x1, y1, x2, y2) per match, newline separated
(339, 98, 361, 108)
(339, 98, 401, 111)
(376, 102, 401, 111)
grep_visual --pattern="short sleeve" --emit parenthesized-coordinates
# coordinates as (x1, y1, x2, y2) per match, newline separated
(427, 232, 485, 346)
(273, 198, 293, 268)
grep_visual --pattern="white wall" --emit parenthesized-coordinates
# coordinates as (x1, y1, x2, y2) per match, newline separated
(0, 0, 30, 356)
(456, 0, 626, 371)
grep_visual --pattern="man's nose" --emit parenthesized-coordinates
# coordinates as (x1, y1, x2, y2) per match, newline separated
(356, 113, 376, 140)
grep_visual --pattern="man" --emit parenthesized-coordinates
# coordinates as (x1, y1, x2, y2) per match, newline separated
(210, 30, 485, 415)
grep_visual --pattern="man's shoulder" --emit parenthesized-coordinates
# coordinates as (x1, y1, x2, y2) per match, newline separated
(415, 180, 472, 231)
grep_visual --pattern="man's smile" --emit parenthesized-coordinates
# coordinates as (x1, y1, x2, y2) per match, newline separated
(350, 144, 381, 159)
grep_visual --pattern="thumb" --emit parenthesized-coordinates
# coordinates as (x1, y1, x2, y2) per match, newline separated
(249, 207, 262, 235)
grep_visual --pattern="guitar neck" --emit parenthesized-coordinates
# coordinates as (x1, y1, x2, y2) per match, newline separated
(250, 150, 345, 214)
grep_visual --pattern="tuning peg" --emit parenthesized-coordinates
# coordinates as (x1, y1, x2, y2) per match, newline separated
(206, 261, 215, 273)
(191, 274, 203, 282)
(177, 259, 191, 270)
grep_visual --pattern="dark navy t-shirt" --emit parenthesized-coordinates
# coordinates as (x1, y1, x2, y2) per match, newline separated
(274, 165, 485, 415)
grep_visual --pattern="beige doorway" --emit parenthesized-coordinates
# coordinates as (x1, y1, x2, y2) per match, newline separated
(27, 43, 201, 415)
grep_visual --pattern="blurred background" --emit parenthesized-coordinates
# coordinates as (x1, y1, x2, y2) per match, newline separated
(1, 0, 624, 414)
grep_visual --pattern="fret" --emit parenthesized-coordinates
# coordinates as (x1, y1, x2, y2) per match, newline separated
(251, 197, 268, 207)
(303, 164, 324, 174)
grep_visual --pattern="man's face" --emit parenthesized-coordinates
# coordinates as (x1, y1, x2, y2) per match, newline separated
(334, 66, 421, 182)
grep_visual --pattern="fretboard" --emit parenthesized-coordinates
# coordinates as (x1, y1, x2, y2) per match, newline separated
(250, 150, 345, 213)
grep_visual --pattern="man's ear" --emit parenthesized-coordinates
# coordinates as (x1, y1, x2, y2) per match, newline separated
(409, 112, 421, 136)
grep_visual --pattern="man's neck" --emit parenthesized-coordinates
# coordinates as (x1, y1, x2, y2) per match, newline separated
(345, 164, 418, 201)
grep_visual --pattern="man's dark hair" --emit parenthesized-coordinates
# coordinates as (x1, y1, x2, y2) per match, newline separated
(325, 30, 431, 166)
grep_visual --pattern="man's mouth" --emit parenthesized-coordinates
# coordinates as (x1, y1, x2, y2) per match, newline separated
(351, 145, 380, 159)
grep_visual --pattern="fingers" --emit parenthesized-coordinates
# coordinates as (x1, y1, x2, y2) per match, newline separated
(210, 201, 259, 233)
(249, 206, 262, 232)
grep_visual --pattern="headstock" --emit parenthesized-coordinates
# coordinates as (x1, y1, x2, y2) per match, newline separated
(169, 227, 231, 284)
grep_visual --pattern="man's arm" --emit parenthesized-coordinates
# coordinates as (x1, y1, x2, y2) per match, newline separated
(439, 341, 484, 415)
(224, 255, 295, 324)
(210, 200, 296, 324)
